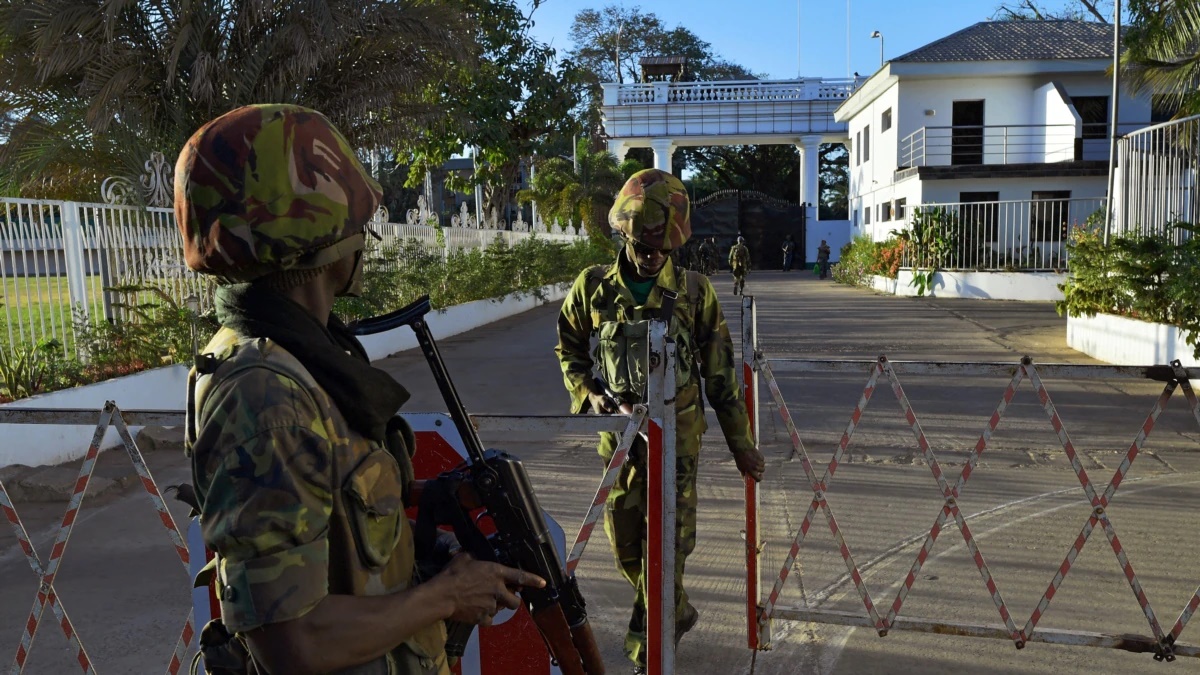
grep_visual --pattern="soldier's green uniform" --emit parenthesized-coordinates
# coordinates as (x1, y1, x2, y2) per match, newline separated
(729, 238, 751, 295)
(555, 169, 756, 669)
(179, 104, 448, 674)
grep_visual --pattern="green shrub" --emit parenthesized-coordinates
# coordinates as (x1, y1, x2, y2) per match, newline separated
(1058, 223, 1200, 358)
(833, 235, 902, 287)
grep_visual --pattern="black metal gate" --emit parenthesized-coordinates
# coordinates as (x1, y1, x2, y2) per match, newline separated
(689, 190, 806, 270)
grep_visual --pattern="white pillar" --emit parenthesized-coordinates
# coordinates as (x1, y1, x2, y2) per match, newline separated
(650, 139, 675, 174)
(797, 135, 822, 221)
(608, 139, 631, 163)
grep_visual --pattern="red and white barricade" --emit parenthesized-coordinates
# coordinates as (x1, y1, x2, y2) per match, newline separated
(738, 293, 1200, 662)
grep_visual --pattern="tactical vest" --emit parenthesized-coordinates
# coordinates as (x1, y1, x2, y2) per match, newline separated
(584, 265, 703, 403)
(186, 329, 447, 675)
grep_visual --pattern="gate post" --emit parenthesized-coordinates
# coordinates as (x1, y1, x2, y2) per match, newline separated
(742, 295, 768, 649)
(646, 319, 677, 675)
(60, 202, 90, 329)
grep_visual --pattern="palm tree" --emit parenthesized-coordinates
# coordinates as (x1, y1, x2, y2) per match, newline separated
(1122, 1, 1200, 117)
(518, 138, 641, 242)
(0, 0, 476, 199)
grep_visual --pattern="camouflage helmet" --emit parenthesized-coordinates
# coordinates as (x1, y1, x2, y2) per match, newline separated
(608, 169, 691, 251)
(174, 104, 382, 283)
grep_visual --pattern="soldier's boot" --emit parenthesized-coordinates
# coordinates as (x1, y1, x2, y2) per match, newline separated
(675, 602, 699, 646)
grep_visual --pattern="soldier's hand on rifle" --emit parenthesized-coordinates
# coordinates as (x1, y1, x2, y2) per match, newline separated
(587, 391, 618, 414)
(433, 553, 546, 626)
(734, 447, 766, 482)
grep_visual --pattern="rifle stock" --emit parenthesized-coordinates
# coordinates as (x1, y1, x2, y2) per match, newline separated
(355, 296, 604, 674)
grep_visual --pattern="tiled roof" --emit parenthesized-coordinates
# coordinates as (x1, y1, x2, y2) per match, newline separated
(892, 20, 1116, 63)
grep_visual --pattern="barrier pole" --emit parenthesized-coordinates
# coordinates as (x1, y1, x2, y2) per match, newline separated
(742, 295, 766, 649)
(646, 320, 676, 675)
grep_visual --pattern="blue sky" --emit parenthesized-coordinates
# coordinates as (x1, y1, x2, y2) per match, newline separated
(527, 0, 1044, 79)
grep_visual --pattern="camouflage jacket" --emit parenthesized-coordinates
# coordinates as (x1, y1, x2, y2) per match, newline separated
(188, 327, 448, 675)
(555, 254, 755, 456)
(729, 243, 751, 272)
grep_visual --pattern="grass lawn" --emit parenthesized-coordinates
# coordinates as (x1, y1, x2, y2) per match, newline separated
(0, 276, 102, 352)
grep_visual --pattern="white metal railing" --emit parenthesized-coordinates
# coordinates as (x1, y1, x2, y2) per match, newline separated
(892, 197, 1107, 272)
(898, 123, 1150, 169)
(603, 77, 862, 106)
(0, 197, 584, 357)
(1113, 115, 1200, 244)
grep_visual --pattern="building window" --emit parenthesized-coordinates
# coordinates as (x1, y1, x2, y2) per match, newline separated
(1152, 95, 1182, 123)
(1031, 191, 1071, 242)
(881, 202, 893, 221)
(882, 108, 893, 132)
(864, 206, 872, 225)
(960, 191, 1000, 243)
(856, 131, 862, 166)
(895, 198, 907, 220)
(1072, 96, 1109, 140)
(863, 125, 871, 162)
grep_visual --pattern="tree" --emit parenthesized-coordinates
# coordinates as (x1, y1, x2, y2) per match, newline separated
(399, 0, 585, 225)
(992, 0, 1112, 21)
(1122, 0, 1200, 117)
(517, 137, 642, 242)
(819, 145, 850, 220)
(685, 146, 800, 202)
(0, 0, 474, 200)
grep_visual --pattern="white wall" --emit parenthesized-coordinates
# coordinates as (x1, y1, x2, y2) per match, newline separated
(871, 271, 1066, 301)
(1037, 82, 1083, 162)
(0, 366, 190, 468)
(1068, 313, 1200, 367)
(807, 220, 851, 263)
(917, 175, 1109, 204)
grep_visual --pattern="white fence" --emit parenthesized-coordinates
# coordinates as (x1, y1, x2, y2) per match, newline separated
(899, 197, 1107, 272)
(0, 197, 583, 357)
(1113, 115, 1200, 244)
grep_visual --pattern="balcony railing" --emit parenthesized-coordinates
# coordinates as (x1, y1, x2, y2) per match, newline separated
(602, 78, 863, 106)
(898, 123, 1150, 168)
(889, 197, 1107, 272)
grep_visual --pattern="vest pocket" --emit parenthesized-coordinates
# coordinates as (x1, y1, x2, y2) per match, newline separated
(343, 449, 406, 570)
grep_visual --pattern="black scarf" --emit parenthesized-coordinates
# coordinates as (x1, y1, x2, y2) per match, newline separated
(215, 283, 409, 443)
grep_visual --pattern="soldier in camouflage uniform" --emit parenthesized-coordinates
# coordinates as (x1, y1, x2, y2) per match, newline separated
(178, 104, 542, 675)
(729, 236, 751, 295)
(555, 169, 766, 674)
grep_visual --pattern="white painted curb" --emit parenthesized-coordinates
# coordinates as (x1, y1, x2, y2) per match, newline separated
(1067, 312, 1199, 367)
(0, 283, 570, 468)
(870, 271, 1066, 302)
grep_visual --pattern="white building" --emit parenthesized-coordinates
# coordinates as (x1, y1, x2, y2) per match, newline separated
(836, 20, 1156, 269)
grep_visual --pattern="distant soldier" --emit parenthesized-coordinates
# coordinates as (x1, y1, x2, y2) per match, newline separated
(782, 234, 796, 272)
(555, 169, 765, 674)
(818, 239, 832, 279)
(729, 236, 751, 295)
(178, 104, 541, 675)
(704, 237, 721, 275)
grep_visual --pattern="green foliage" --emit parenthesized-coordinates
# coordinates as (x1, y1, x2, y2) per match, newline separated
(334, 236, 611, 323)
(891, 207, 958, 297)
(399, 0, 584, 219)
(0, 0, 474, 198)
(833, 235, 903, 287)
(517, 138, 629, 244)
(1123, 0, 1200, 117)
(1057, 224, 1200, 358)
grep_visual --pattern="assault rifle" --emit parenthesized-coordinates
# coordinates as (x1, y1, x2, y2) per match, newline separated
(350, 296, 604, 675)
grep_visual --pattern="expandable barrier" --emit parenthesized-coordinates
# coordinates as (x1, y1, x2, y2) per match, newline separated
(0, 319, 681, 674)
(737, 294, 1200, 662)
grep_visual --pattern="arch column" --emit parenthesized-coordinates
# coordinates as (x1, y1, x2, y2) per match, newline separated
(796, 135, 823, 221)
(650, 138, 676, 174)
(608, 139, 631, 162)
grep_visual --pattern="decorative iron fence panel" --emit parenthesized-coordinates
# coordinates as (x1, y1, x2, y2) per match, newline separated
(0, 198, 584, 358)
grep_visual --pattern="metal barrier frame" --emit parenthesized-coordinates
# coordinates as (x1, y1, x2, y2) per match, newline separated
(739, 293, 1200, 662)
(0, 323, 679, 674)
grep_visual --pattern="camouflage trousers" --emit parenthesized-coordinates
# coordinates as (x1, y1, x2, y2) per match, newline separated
(732, 270, 747, 295)
(598, 432, 700, 666)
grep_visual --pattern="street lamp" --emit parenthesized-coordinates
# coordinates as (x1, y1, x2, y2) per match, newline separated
(870, 30, 884, 69)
